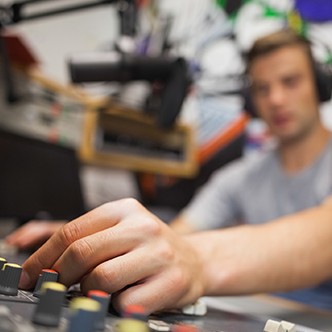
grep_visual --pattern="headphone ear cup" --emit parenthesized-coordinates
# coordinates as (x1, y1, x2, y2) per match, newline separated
(242, 86, 258, 117)
(315, 63, 332, 102)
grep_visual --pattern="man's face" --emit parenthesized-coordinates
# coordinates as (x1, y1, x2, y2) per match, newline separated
(249, 46, 320, 143)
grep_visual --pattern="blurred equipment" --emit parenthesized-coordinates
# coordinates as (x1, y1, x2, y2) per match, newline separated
(0, 128, 86, 224)
(0, 0, 196, 178)
(64, 0, 194, 174)
(0, 0, 135, 104)
(0, 0, 118, 23)
(69, 53, 191, 128)
(80, 103, 197, 178)
(1, 0, 192, 129)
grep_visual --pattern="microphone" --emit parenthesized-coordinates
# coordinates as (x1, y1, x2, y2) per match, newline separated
(68, 52, 178, 83)
(68, 52, 191, 128)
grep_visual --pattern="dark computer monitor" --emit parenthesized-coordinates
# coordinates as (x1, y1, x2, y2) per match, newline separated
(0, 129, 86, 223)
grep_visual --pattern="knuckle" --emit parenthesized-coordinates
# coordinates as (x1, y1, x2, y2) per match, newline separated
(121, 198, 142, 211)
(67, 238, 94, 266)
(59, 223, 81, 247)
(138, 216, 162, 236)
(155, 240, 175, 263)
(99, 198, 144, 220)
(91, 265, 114, 290)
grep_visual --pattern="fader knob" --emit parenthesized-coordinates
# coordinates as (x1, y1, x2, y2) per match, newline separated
(32, 281, 66, 327)
(33, 269, 59, 297)
(67, 297, 101, 332)
(0, 263, 22, 296)
(115, 318, 149, 332)
(0, 258, 6, 270)
(88, 290, 110, 330)
(122, 304, 147, 321)
(172, 324, 199, 332)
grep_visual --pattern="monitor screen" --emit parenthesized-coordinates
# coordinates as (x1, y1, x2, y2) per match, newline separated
(0, 129, 85, 223)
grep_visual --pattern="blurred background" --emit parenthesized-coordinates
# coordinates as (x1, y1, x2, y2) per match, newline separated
(0, 0, 332, 228)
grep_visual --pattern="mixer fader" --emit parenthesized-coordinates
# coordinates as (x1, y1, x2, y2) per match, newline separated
(0, 252, 326, 332)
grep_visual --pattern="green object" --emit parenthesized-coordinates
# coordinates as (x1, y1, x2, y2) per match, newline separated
(216, 0, 226, 7)
(264, 6, 285, 18)
(325, 52, 332, 66)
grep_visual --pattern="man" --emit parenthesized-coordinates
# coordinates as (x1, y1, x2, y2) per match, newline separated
(10, 30, 332, 312)
(171, 29, 332, 234)
(8, 29, 331, 244)
(169, 29, 332, 308)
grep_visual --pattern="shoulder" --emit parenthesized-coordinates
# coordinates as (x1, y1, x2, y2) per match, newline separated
(326, 134, 332, 152)
(314, 134, 332, 167)
(213, 149, 277, 182)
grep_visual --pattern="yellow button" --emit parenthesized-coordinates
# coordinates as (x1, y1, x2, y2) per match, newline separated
(41, 281, 67, 292)
(116, 318, 149, 332)
(70, 297, 101, 313)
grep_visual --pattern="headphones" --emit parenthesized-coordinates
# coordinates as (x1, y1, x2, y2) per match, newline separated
(243, 62, 332, 117)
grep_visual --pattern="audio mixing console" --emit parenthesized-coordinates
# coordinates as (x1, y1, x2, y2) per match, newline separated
(0, 242, 327, 332)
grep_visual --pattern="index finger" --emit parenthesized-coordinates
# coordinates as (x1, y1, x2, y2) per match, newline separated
(20, 199, 142, 289)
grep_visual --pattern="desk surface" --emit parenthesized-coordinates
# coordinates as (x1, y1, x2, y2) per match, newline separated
(205, 295, 332, 331)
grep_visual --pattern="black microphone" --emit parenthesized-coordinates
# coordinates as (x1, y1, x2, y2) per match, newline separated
(68, 52, 178, 83)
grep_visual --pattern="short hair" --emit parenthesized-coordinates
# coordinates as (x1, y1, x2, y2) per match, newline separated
(246, 29, 315, 73)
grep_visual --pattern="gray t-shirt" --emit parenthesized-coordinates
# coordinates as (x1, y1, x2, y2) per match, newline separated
(181, 137, 332, 310)
(181, 138, 332, 230)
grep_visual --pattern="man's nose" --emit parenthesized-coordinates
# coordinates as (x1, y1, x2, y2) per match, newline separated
(267, 86, 286, 107)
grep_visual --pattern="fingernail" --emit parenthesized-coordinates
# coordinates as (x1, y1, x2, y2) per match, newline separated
(19, 270, 31, 289)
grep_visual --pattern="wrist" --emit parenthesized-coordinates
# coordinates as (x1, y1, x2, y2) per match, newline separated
(184, 232, 220, 297)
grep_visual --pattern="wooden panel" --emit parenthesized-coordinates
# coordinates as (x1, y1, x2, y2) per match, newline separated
(80, 106, 198, 178)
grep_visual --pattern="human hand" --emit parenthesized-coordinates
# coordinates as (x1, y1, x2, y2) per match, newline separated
(19, 199, 207, 314)
(5, 220, 66, 251)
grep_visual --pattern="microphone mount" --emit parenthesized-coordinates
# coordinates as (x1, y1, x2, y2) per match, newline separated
(0, 0, 135, 104)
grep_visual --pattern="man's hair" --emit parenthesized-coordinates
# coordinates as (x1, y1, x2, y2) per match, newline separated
(246, 29, 315, 73)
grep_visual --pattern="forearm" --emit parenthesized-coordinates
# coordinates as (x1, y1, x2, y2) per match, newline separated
(187, 203, 332, 296)
(169, 216, 198, 234)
